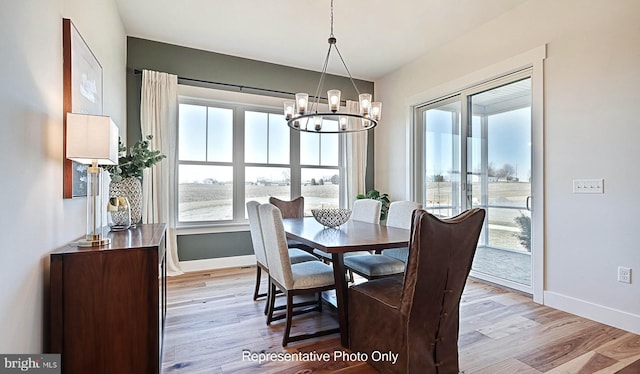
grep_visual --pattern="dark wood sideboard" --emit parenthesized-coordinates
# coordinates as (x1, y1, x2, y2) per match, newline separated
(49, 224, 167, 374)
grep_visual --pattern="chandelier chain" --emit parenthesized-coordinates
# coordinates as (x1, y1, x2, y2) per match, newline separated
(330, 0, 334, 37)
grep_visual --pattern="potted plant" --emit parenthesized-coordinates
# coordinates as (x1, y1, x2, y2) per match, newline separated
(356, 189, 391, 221)
(104, 135, 166, 226)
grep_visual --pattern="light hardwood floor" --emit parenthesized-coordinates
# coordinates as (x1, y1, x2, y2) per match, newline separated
(162, 266, 640, 373)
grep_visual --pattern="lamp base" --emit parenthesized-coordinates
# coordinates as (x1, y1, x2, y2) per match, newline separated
(77, 237, 111, 247)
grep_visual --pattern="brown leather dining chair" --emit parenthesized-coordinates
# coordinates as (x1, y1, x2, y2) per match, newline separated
(348, 208, 485, 373)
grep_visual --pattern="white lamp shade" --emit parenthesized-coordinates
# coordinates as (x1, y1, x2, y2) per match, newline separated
(66, 113, 119, 165)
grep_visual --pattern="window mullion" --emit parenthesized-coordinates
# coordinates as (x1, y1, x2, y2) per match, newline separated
(290, 127, 301, 198)
(234, 107, 245, 221)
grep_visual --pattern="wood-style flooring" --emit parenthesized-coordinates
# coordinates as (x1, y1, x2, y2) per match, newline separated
(161, 267, 640, 373)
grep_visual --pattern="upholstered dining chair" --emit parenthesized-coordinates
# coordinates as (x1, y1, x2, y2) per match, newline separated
(350, 198, 383, 224)
(259, 203, 340, 346)
(348, 208, 485, 373)
(313, 198, 382, 262)
(343, 201, 422, 279)
(382, 200, 423, 262)
(246, 201, 317, 303)
(268, 196, 314, 254)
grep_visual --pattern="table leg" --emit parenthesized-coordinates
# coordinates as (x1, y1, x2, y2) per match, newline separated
(331, 252, 349, 347)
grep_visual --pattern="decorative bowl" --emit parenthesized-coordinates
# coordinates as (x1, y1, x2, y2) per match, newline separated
(311, 208, 352, 228)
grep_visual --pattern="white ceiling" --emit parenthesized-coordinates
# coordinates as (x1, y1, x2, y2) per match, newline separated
(115, 0, 528, 81)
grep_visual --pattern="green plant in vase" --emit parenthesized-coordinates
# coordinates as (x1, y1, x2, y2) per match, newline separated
(104, 135, 166, 183)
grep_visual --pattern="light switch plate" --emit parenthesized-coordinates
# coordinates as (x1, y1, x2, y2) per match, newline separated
(572, 179, 604, 194)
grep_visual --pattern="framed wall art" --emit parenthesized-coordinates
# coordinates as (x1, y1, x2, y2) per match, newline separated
(62, 18, 103, 198)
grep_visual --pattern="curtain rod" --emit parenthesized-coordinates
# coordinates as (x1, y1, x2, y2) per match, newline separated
(132, 69, 341, 102)
(132, 69, 303, 98)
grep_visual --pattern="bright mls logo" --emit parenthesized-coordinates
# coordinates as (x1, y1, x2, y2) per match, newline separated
(0, 355, 60, 373)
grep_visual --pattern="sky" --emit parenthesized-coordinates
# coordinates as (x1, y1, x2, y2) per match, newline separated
(425, 78, 532, 182)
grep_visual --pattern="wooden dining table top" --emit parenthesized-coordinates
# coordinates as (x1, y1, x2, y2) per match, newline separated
(281, 217, 410, 253)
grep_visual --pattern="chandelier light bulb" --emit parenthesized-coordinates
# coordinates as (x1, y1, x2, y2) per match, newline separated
(340, 116, 347, 131)
(328, 90, 341, 112)
(359, 93, 372, 116)
(284, 101, 295, 120)
(315, 116, 323, 131)
(371, 102, 382, 121)
(295, 93, 309, 115)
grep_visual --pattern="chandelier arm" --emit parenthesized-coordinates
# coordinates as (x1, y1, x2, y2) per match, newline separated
(311, 43, 333, 113)
(333, 44, 362, 97)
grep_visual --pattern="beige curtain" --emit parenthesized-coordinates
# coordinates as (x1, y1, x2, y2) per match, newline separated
(340, 100, 368, 208)
(141, 70, 182, 276)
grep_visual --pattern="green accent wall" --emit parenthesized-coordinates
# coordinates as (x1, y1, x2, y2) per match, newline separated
(126, 36, 375, 260)
(177, 231, 254, 261)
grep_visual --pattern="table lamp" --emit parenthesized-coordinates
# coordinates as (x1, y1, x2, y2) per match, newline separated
(66, 113, 119, 246)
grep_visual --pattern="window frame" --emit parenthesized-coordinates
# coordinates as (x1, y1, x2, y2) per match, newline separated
(176, 87, 343, 228)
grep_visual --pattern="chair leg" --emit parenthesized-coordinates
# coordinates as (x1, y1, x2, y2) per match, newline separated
(283, 293, 294, 347)
(264, 275, 270, 315)
(253, 265, 262, 301)
(266, 281, 277, 325)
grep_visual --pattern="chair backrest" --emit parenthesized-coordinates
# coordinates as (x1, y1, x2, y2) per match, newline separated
(258, 203, 294, 289)
(269, 196, 304, 219)
(386, 201, 422, 229)
(246, 201, 268, 267)
(401, 208, 485, 373)
(351, 199, 382, 224)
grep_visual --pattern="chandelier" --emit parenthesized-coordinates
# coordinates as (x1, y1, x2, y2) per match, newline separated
(284, 0, 381, 133)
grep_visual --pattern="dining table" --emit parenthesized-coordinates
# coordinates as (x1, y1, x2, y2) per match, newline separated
(281, 216, 410, 348)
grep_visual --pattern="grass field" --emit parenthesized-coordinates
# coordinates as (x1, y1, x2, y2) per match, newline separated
(179, 181, 531, 250)
(179, 183, 339, 221)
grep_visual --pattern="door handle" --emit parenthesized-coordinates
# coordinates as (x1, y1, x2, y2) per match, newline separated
(526, 196, 532, 211)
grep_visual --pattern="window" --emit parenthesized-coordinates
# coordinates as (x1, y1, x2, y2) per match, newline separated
(177, 91, 342, 224)
(178, 104, 234, 222)
(300, 120, 340, 215)
(244, 110, 291, 211)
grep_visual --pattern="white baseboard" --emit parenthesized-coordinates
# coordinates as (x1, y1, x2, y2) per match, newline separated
(544, 291, 640, 335)
(178, 255, 256, 273)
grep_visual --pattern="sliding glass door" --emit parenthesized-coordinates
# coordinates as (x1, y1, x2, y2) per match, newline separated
(467, 78, 532, 288)
(416, 72, 534, 292)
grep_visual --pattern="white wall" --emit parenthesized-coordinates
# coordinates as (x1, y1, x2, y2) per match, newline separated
(375, 0, 640, 333)
(0, 0, 125, 352)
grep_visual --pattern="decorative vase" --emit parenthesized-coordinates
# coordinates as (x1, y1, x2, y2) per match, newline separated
(109, 177, 142, 227)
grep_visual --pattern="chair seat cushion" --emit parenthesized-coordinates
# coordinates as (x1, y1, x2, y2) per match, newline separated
(313, 249, 371, 260)
(349, 274, 404, 309)
(287, 239, 314, 253)
(382, 247, 409, 263)
(289, 248, 319, 264)
(291, 261, 335, 289)
(344, 254, 405, 277)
